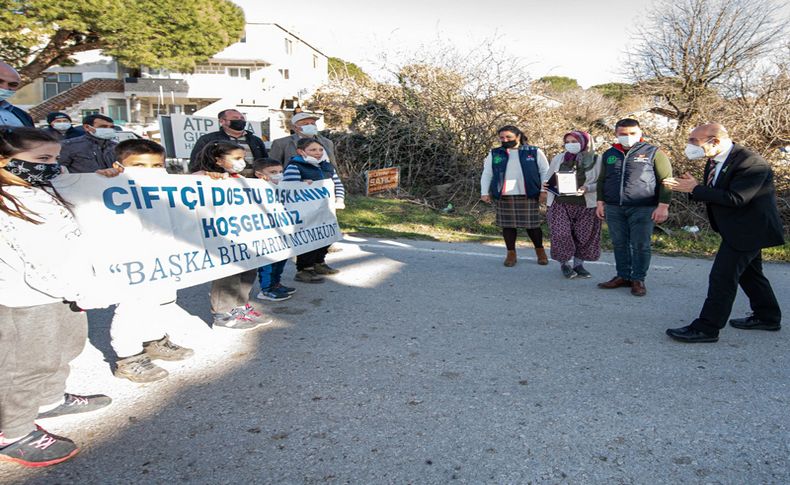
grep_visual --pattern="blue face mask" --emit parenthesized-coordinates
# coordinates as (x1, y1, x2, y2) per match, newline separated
(0, 88, 16, 102)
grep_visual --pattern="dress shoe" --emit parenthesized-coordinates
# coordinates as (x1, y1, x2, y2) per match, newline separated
(597, 276, 631, 289)
(729, 315, 781, 331)
(666, 325, 719, 343)
(535, 247, 549, 265)
(504, 250, 517, 267)
(630, 280, 646, 296)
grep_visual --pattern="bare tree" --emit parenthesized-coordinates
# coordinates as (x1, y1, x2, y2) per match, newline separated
(630, 0, 787, 128)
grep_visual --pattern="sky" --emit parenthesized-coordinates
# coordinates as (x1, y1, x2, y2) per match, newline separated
(235, 0, 658, 88)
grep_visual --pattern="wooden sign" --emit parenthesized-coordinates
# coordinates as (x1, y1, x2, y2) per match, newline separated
(366, 167, 400, 195)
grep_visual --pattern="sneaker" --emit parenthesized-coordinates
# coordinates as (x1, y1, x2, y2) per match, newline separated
(561, 263, 577, 279)
(256, 288, 292, 301)
(313, 262, 340, 275)
(213, 308, 269, 330)
(242, 304, 272, 325)
(37, 393, 112, 419)
(326, 245, 343, 253)
(143, 335, 194, 361)
(0, 428, 79, 467)
(273, 283, 296, 295)
(295, 268, 324, 283)
(574, 265, 592, 278)
(114, 354, 168, 383)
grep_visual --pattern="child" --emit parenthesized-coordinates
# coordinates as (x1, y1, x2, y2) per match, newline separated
(0, 127, 112, 467)
(252, 158, 296, 301)
(192, 141, 272, 329)
(95, 140, 196, 383)
(282, 138, 345, 283)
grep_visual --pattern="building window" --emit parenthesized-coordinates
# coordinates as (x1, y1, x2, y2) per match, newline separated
(80, 109, 99, 118)
(240, 30, 247, 43)
(313, 55, 319, 69)
(227, 67, 251, 80)
(278, 69, 290, 80)
(285, 38, 293, 55)
(43, 73, 83, 99)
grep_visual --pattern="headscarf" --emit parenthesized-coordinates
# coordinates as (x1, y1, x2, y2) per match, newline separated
(560, 130, 596, 189)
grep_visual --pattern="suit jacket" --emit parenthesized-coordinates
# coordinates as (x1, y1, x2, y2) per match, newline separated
(269, 134, 336, 166)
(691, 144, 784, 251)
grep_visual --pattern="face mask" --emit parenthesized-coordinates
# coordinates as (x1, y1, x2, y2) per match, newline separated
(299, 124, 318, 136)
(501, 140, 518, 149)
(225, 158, 247, 173)
(227, 119, 247, 131)
(303, 155, 322, 165)
(52, 122, 71, 131)
(268, 174, 283, 185)
(565, 142, 581, 154)
(684, 143, 707, 160)
(617, 134, 640, 148)
(4, 159, 62, 184)
(92, 127, 117, 140)
(0, 88, 15, 101)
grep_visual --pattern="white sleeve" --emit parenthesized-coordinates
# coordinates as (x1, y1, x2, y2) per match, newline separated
(537, 149, 551, 184)
(480, 152, 493, 196)
(0, 216, 83, 303)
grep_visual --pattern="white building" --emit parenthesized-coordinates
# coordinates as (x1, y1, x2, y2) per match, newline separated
(18, 23, 329, 141)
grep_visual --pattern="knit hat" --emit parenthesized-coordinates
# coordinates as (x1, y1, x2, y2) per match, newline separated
(47, 112, 71, 123)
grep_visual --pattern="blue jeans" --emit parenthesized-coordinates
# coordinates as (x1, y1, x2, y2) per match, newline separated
(605, 205, 655, 282)
(257, 259, 287, 290)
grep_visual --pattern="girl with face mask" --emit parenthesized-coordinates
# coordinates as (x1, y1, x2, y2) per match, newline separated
(192, 141, 272, 330)
(0, 127, 114, 467)
(480, 125, 551, 267)
(544, 131, 603, 279)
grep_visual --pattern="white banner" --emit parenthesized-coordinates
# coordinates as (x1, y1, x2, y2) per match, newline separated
(165, 114, 266, 158)
(52, 170, 341, 296)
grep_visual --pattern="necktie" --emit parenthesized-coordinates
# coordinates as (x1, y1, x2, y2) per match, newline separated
(706, 159, 716, 186)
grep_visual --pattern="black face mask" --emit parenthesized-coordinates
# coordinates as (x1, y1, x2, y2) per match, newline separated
(501, 140, 518, 149)
(4, 159, 62, 184)
(227, 119, 247, 131)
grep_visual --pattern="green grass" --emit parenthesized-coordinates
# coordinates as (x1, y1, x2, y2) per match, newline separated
(338, 196, 790, 262)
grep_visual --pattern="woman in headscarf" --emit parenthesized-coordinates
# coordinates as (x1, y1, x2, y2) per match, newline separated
(545, 130, 602, 278)
(481, 125, 550, 267)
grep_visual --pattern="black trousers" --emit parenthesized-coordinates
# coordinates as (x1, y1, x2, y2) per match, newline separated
(296, 246, 330, 271)
(691, 242, 781, 335)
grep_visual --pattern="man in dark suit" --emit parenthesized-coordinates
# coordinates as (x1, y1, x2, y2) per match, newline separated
(663, 123, 784, 343)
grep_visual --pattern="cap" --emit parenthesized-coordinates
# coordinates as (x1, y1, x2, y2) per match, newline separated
(47, 112, 71, 123)
(291, 112, 321, 124)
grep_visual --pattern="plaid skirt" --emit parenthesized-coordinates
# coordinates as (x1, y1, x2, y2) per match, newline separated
(495, 195, 541, 228)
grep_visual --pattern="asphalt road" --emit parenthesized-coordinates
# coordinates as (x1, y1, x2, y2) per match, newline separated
(2, 236, 789, 484)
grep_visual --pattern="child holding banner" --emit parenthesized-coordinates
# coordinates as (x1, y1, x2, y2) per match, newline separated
(192, 141, 272, 329)
(0, 127, 113, 467)
(95, 140, 197, 383)
(282, 138, 345, 283)
(252, 157, 296, 301)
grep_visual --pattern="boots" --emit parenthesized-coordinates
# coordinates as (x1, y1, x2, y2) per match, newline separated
(504, 250, 517, 267)
(535, 247, 549, 265)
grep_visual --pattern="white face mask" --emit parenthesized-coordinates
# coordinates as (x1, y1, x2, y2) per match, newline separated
(684, 143, 707, 160)
(299, 124, 318, 136)
(303, 155, 322, 165)
(52, 122, 71, 131)
(617, 134, 641, 148)
(268, 174, 283, 184)
(564, 142, 581, 154)
(226, 158, 247, 173)
(92, 127, 117, 140)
